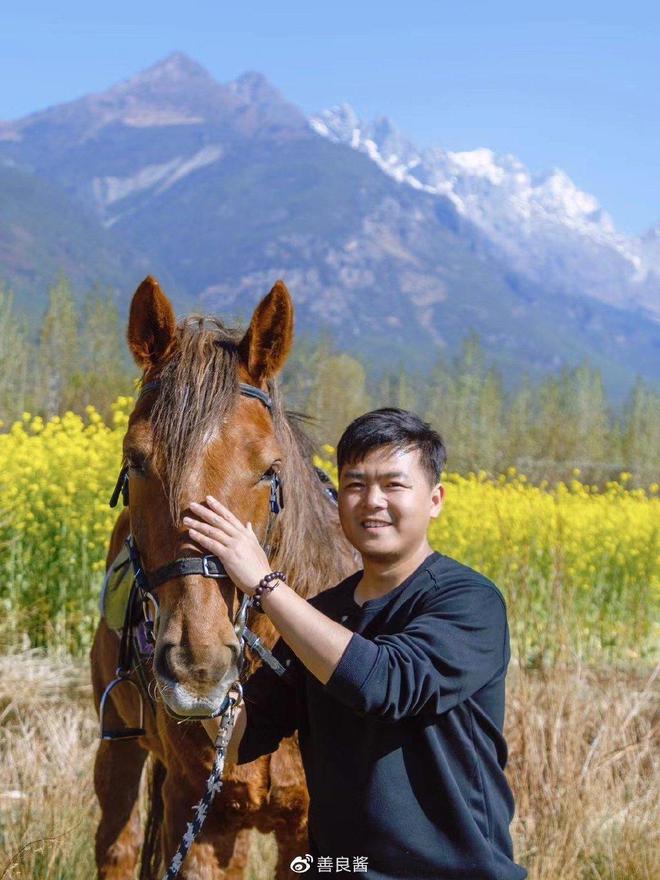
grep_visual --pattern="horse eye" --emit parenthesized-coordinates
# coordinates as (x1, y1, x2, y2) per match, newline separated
(261, 462, 281, 481)
(126, 455, 147, 474)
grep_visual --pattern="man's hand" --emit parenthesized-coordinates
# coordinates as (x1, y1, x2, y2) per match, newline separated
(184, 496, 353, 689)
(183, 496, 272, 595)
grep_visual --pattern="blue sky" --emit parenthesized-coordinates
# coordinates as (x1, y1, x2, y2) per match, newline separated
(2, 1, 658, 235)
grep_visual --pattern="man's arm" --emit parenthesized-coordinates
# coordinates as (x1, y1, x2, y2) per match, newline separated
(186, 496, 506, 727)
(184, 498, 353, 687)
(262, 574, 509, 723)
(199, 585, 354, 751)
(259, 581, 353, 684)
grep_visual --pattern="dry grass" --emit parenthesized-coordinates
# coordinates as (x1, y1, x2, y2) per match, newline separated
(0, 651, 657, 879)
(0, 650, 98, 879)
(507, 660, 659, 879)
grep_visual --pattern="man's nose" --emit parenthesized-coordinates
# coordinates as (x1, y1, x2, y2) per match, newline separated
(363, 484, 387, 509)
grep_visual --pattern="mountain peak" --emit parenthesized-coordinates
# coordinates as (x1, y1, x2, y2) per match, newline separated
(224, 70, 308, 132)
(309, 103, 362, 143)
(112, 51, 216, 94)
(226, 70, 290, 107)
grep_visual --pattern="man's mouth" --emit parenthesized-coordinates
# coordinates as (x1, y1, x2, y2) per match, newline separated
(361, 520, 392, 530)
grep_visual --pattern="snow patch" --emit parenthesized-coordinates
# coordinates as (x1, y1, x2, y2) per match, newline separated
(93, 145, 223, 213)
(122, 110, 205, 127)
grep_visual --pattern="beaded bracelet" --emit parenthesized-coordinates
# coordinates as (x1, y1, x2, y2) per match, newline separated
(251, 570, 286, 612)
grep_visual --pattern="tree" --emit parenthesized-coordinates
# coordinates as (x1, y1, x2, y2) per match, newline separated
(621, 378, 660, 482)
(424, 351, 456, 469)
(305, 352, 372, 445)
(0, 283, 33, 425)
(376, 365, 420, 412)
(37, 275, 81, 418)
(280, 330, 336, 416)
(507, 375, 536, 469)
(67, 285, 135, 421)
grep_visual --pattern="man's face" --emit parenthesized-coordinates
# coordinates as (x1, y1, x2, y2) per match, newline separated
(337, 444, 444, 563)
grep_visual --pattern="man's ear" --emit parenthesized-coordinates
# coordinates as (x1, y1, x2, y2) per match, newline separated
(430, 482, 444, 518)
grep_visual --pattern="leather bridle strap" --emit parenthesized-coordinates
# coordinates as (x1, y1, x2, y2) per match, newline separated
(139, 379, 272, 410)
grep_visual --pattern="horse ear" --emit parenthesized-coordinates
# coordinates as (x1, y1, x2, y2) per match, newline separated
(127, 276, 177, 370)
(237, 280, 294, 383)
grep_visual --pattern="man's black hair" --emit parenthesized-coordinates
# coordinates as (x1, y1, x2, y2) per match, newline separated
(336, 408, 447, 488)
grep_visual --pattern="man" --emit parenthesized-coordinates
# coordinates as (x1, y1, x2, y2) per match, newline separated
(185, 408, 527, 879)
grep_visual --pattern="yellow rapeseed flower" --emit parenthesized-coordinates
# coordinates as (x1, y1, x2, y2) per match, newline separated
(0, 396, 657, 660)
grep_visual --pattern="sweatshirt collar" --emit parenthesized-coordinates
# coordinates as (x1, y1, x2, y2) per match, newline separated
(344, 550, 441, 613)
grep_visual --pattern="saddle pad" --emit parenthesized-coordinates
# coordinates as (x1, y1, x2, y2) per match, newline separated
(99, 543, 133, 630)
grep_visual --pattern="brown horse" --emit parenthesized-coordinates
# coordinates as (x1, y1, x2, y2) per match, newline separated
(90, 276, 357, 879)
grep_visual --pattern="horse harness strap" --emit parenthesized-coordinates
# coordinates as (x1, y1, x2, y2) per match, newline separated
(143, 553, 236, 589)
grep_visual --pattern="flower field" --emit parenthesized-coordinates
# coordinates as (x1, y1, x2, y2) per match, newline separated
(1, 398, 658, 662)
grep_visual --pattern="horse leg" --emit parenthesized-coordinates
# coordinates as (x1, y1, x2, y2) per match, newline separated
(161, 770, 254, 880)
(268, 737, 310, 880)
(272, 823, 309, 880)
(165, 829, 253, 880)
(93, 738, 148, 880)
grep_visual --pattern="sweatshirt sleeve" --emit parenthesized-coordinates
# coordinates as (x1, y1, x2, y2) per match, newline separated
(236, 637, 302, 764)
(323, 577, 509, 722)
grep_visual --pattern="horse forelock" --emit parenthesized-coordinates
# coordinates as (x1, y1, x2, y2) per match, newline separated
(144, 314, 349, 600)
(148, 314, 241, 526)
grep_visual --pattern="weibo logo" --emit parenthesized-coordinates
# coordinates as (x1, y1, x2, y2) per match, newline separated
(290, 853, 314, 873)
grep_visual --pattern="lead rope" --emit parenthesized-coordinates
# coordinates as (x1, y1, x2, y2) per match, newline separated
(161, 593, 252, 879)
(162, 686, 242, 879)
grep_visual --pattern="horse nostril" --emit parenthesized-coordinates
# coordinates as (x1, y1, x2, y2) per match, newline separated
(154, 643, 176, 681)
(154, 642, 237, 686)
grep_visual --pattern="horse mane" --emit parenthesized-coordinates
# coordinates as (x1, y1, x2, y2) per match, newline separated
(146, 314, 352, 600)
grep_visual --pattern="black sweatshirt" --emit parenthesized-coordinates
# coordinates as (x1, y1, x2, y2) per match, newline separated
(238, 551, 527, 879)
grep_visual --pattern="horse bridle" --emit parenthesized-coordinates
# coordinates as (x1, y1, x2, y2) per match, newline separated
(101, 380, 337, 738)
(110, 379, 284, 589)
(105, 378, 337, 727)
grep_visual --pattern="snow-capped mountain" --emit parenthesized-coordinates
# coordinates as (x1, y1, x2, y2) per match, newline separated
(311, 104, 660, 322)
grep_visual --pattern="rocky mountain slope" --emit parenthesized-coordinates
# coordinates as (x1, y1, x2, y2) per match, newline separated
(1, 52, 657, 400)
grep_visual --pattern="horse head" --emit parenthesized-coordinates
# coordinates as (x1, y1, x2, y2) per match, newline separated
(122, 275, 338, 718)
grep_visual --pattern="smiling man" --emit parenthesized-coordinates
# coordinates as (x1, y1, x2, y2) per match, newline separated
(188, 408, 527, 879)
